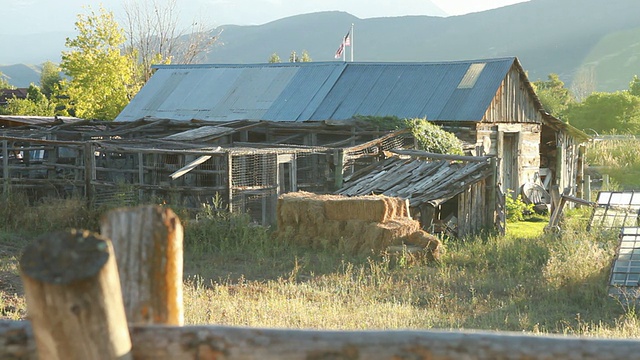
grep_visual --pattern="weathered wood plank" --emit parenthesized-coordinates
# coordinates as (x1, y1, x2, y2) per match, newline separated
(3, 321, 640, 360)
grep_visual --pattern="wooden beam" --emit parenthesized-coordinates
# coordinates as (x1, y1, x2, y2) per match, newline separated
(392, 149, 491, 163)
(4, 320, 640, 359)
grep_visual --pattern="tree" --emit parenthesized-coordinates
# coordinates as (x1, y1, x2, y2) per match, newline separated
(570, 66, 596, 102)
(289, 51, 298, 63)
(564, 91, 640, 133)
(59, 6, 135, 120)
(39, 61, 62, 99)
(0, 72, 12, 90)
(532, 73, 575, 118)
(630, 75, 640, 97)
(2, 84, 57, 116)
(268, 53, 281, 63)
(288, 50, 312, 63)
(300, 50, 312, 62)
(122, 0, 219, 85)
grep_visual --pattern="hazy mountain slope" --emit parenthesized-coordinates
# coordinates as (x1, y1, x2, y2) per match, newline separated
(2, 0, 639, 91)
(0, 64, 41, 88)
(204, 0, 640, 91)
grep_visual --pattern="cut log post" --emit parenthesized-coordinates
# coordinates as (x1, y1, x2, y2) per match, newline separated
(100, 205, 184, 325)
(3, 320, 640, 360)
(19, 230, 132, 360)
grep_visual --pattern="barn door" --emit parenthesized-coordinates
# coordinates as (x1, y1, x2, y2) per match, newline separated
(502, 133, 519, 197)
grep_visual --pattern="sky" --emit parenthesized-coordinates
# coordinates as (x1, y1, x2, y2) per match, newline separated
(1, 0, 530, 35)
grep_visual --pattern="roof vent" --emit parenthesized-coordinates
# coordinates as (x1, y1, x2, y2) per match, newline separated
(457, 63, 486, 89)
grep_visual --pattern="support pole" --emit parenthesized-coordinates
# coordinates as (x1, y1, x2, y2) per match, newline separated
(19, 230, 132, 360)
(2, 140, 8, 194)
(100, 205, 184, 326)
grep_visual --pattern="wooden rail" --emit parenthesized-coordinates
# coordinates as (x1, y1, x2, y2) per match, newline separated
(2, 320, 640, 359)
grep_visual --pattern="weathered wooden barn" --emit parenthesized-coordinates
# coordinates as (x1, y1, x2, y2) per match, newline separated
(0, 117, 413, 225)
(116, 57, 589, 199)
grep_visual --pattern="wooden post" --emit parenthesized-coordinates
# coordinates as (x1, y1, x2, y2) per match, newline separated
(585, 174, 592, 203)
(19, 230, 132, 360)
(227, 152, 234, 213)
(334, 149, 344, 190)
(2, 140, 8, 194)
(84, 142, 95, 205)
(603, 174, 610, 191)
(138, 152, 145, 201)
(100, 205, 184, 326)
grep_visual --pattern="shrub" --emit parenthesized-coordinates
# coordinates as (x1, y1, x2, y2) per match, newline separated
(406, 118, 464, 155)
(505, 190, 535, 222)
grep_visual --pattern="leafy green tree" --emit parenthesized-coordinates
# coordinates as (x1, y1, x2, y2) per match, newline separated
(289, 51, 298, 63)
(564, 91, 640, 133)
(532, 73, 575, 117)
(59, 6, 135, 120)
(39, 61, 62, 99)
(287, 50, 312, 63)
(2, 84, 56, 116)
(0, 72, 12, 90)
(629, 75, 640, 97)
(268, 53, 281, 63)
(300, 50, 312, 62)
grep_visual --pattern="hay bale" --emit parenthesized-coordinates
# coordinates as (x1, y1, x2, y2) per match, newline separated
(359, 218, 421, 254)
(275, 192, 421, 255)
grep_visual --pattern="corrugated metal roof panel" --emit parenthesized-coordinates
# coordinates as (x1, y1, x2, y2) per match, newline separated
(263, 63, 345, 121)
(117, 58, 517, 123)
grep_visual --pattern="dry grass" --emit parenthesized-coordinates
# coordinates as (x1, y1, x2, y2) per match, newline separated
(0, 194, 638, 339)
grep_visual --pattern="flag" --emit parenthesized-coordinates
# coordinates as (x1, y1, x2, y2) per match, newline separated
(334, 30, 351, 59)
(334, 43, 344, 59)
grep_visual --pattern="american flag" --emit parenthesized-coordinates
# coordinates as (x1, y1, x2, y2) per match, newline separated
(334, 30, 351, 59)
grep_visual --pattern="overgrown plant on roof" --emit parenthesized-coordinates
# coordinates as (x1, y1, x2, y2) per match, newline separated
(355, 115, 464, 155)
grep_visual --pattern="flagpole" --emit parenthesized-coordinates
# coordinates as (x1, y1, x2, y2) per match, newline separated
(342, 35, 346, 62)
(350, 23, 354, 62)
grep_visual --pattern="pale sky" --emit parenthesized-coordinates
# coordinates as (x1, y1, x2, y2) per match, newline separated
(432, 0, 529, 16)
(1, 0, 531, 34)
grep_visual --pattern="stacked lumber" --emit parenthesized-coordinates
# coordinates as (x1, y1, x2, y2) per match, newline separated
(276, 192, 440, 258)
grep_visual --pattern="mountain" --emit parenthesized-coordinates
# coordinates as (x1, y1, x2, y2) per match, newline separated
(202, 0, 640, 92)
(2, 0, 640, 92)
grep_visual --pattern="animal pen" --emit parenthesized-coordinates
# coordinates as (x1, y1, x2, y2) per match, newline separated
(0, 118, 414, 225)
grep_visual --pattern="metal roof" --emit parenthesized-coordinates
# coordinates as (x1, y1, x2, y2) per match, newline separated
(116, 58, 517, 123)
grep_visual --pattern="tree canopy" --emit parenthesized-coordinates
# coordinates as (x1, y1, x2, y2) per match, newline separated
(564, 91, 640, 134)
(59, 6, 135, 120)
(532, 73, 575, 118)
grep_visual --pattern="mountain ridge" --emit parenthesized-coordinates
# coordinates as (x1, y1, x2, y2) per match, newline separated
(2, 0, 640, 92)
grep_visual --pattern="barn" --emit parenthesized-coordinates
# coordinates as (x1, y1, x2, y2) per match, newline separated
(117, 57, 589, 199)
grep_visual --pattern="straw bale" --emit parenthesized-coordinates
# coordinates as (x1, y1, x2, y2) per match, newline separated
(323, 195, 388, 222)
(359, 218, 421, 254)
(406, 230, 443, 261)
(277, 192, 326, 229)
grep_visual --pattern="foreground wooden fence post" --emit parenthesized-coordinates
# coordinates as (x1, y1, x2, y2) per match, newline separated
(101, 205, 184, 325)
(19, 230, 132, 360)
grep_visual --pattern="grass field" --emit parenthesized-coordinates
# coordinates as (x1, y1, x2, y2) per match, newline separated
(0, 193, 637, 338)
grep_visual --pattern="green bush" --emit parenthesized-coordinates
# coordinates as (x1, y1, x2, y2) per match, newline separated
(354, 115, 464, 155)
(505, 190, 535, 222)
(406, 118, 464, 155)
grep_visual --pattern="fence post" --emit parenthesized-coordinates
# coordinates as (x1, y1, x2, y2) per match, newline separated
(19, 230, 132, 360)
(101, 205, 184, 325)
